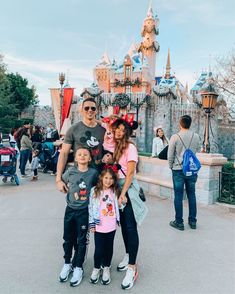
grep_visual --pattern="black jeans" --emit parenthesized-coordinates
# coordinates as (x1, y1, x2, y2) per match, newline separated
(20, 149, 30, 175)
(120, 198, 139, 265)
(172, 170, 198, 224)
(63, 206, 89, 268)
(94, 230, 116, 268)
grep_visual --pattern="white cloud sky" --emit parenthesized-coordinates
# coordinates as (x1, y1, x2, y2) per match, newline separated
(0, 0, 234, 105)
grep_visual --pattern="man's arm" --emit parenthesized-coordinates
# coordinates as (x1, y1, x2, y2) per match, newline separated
(168, 135, 176, 169)
(56, 143, 72, 193)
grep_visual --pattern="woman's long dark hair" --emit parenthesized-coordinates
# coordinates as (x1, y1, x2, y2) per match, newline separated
(112, 119, 135, 162)
(156, 128, 168, 145)
(94, 169, 120, 199)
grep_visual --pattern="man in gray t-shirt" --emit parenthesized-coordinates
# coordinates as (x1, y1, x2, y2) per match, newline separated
(64, 121, 105, 167)
(56, 97, 105, 194)
(168, 115, 200, 231)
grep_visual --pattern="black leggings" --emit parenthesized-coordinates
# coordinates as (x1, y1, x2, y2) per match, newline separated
(120, 198, 139, 265)
(94, 230, 116, 268)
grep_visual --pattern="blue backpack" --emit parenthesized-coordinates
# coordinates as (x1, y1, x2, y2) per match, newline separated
(177, 133, 201, 176)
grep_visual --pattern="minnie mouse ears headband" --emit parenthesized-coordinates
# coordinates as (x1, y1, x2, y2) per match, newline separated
(102, 114, 138, 130)
(119, 114, 138, 130)
(102, 163, 121, 174)
(101, 116, 118, 125)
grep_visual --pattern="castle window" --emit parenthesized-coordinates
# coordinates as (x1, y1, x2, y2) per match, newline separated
(125, 65, 131, 78)
(125, 85, 131, 93)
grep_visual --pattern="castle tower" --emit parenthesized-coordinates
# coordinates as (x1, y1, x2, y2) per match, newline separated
(138, 3, 160, 81)
(94, 51, 112, 92)
(165, 48, 171, 79)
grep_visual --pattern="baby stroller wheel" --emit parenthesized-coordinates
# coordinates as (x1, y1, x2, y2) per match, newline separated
(11, 177, 15, 183)
(2, 176, 7, 183)
(15, 175, 20, 186)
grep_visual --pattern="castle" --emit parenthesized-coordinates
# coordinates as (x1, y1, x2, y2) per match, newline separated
(35, 4, 234, 159)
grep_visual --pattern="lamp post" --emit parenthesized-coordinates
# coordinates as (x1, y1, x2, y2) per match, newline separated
(59, 73, 65, 131)
(201, 83, 218, 153)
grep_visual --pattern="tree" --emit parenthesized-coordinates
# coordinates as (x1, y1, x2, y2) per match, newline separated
(214, 50, 235, 105)
(0, 55, 38, 134)
(7, 72, 38, 113)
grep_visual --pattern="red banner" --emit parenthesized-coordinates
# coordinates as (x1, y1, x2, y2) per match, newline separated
(61, 88, 74, 129)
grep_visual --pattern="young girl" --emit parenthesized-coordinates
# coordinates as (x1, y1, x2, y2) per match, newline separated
(89, 166, 120, 285)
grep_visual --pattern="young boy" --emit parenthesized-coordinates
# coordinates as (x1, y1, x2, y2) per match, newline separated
(59, 147, 98, 287)
(31, 149, 40, 181)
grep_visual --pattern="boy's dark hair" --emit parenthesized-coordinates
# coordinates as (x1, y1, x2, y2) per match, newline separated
(75, 146, 92, 158)
(179, 115, 192, 129)
(23, 120, 30, 125)
(82, 97, 97, 107)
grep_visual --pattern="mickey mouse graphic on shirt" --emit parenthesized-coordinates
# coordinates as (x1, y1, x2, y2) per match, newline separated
(101, 194, 114, 217)
(74, 179, 87, 201)
(80, 131, 100, 158)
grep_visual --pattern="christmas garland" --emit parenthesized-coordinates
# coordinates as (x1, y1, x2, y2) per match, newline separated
(80, 89, 104, 98)
(153, 89, 177, 100)
(112, 93, 131, 108)
(130, 94, 151, 108)
(114, 77, 142, 88)
(138, 41, 160, 53)
(141, 25, 159, 36)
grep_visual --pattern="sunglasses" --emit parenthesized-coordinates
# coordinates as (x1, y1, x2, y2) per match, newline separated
(84, 106, 96, 112)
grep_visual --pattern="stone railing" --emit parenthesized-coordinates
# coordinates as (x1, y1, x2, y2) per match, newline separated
(136, 153, 227, 205)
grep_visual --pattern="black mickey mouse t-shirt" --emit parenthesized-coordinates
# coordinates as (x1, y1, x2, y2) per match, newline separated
(64, 121, 105, 168)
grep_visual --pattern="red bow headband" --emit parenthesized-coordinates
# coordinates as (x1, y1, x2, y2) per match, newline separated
(103, 164, 121, 174)
(121, 114, 134, 126)
(120, 114, 138, 130)
(102, 116, 118, 125)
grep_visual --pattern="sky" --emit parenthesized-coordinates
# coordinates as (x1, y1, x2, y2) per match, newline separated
(0, 0, 234, 105)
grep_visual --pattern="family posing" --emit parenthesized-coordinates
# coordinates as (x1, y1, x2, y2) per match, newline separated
(56, 97, 148, 290)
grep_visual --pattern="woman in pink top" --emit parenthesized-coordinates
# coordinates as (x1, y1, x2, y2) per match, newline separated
(89, 167, 120, 286)
(112, 117, 148, 290)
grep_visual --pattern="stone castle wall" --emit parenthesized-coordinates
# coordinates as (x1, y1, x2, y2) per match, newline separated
(30, 94, 235, 159)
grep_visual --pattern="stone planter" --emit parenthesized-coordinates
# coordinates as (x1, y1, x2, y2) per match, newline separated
(136, 153, 227, 205)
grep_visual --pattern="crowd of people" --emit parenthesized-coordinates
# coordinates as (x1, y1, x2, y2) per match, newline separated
(54, 97, 200, 290)
(7, 121, 60, 180)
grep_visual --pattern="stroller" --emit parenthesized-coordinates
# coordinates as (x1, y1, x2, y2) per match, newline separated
(36, 141, 55, 173)
(0, 144, 19, 185)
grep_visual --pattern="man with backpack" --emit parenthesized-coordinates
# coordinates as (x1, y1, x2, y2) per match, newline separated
(168, 115, 201, 231)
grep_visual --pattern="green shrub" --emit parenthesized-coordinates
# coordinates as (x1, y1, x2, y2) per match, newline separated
(138, 152, 151, 157)
(219, 161, 235, 205)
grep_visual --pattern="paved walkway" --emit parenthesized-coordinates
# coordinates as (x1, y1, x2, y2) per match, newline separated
(0, 173, 234, 294)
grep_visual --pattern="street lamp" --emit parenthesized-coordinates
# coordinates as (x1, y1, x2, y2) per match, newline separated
(59, 73, 65, 130)
(201, 83, 218, 153)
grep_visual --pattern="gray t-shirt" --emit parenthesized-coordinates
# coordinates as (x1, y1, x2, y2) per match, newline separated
(64, 121, 105, 168)
(168, 130, 200, 170)
(62, 166, 98, 210)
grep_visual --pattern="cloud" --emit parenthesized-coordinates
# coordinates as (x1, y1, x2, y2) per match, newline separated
(157, 0, 235, 26)
(3, 53, 94, 105)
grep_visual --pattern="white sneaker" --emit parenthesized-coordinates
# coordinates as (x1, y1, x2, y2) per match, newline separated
(90, 268, 100, 284)
(70, 267, 84, 287)
(101, 266, 111, 285)
(59, 263, 72, 282)
(117, 253, 129, 271)
(121, 266, 138, 290)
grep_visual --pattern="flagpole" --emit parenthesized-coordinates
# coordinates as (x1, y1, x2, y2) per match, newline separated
(59, 73, 65, 132)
